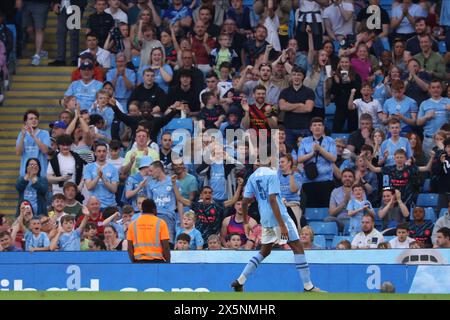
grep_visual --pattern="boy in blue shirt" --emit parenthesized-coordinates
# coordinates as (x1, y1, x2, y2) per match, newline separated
(23, 217, 50, 252)
(175, 211, 204, 250)
(50, 211, 89, 251)
(381, 79, 417, 135)
(416, 79, 450, 155)
(231, 148, 324, 292)
(379, 117, 413, 167)
(347, 184, 375, 236)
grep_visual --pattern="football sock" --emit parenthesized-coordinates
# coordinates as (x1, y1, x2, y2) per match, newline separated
(237, 253, 265, 285)
(294, 254, 313, 290)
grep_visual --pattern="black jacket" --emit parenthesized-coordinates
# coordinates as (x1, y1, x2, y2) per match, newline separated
(127, 83, 168, 111)
(49, 151, 86, 188)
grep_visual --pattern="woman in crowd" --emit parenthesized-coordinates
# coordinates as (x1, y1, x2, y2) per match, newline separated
(104, 225, 127, 251)
(16, 158, 48, 217)
(138, 47, 173, 93)
(330, 56, 362, 133)
(299, 226, 322, 250)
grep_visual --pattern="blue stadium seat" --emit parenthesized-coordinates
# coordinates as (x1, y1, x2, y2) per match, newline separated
(342, 221, 350, 236)
(416, 193, 439, 208)
(409, 207, 436, 223)
(309, 221, 338, 236)
(422, 179, 431, 193)
(304, 208, 329, 221)
(157, 118, 194, 151)
(331, 236, 352, 249)
(440, 208, 448, 218)
(313, 235, 326, 249)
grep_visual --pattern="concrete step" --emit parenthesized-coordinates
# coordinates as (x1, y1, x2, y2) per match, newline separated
(5, 91, 64, 97)
(11, 82, 69, 90)
(16, 66, 74, 74)
(13, 75, 71, 82)
(0, 209, 16, 216)
(16, 59, 77, 68)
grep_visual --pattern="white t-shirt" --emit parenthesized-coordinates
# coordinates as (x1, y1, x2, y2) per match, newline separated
(79, 48, 111, 69)
(105, 8, 128, 24)
(353, 98, 383, 128)
(264, 15, 281, 52)
(298, 0, 323, 23)
(389, 237, 416, 249)
(323, 3, 354, 36)
(352, 229, 384, 249)
(47, 153, 76, 195)
(107, 157, 125, 173)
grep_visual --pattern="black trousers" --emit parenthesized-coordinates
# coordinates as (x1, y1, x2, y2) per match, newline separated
(302, 180, 335, 208)
(332, 104, 358, 133)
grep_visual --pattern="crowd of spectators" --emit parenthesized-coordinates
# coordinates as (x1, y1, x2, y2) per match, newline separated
(1, 0, 450, 252)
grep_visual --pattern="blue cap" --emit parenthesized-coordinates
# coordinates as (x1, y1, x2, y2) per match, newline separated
(50, 121, 67, 129)
(138, 156, 153, 169)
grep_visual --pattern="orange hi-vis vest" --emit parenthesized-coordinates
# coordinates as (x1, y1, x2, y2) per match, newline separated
(127, 214, 170, 261)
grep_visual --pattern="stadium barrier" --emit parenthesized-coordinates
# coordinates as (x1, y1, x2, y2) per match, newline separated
(0, 249, 449, 293)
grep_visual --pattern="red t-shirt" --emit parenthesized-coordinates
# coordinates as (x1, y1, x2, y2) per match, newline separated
(76, 212, 105, 235)
(191, 37, 216, 65)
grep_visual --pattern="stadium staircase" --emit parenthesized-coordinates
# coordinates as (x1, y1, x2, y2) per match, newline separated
(0, 12, 73, 216)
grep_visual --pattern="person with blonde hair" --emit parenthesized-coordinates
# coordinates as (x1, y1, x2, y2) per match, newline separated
(299, 226, 321, 250)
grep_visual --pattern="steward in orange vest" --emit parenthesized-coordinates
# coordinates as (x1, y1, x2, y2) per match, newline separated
(127, 199, 171, 263)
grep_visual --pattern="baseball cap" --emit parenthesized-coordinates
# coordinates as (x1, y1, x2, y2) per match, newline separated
(138, 156, 153, 169)
(50, 121, 67, 129)
(79, 61, 94, 70)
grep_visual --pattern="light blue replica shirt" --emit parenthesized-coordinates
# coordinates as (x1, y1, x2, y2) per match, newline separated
(209, 163, 227, 201)
(418, 97, 450, 138)
(24, 231, 50, 250)
(380, 137, 413, 166)
(83, 162, 119, 208)
(347, 198, 373, 236)
(106, 68, 137, 104)
(58, 229, 81, 251)
(122, 172, 150, 212)
(137, 64, 173, 93)
(16, 129, 51, 177)
(277, 170, 302, 202)
(24, 181, 38, 214)
(88, 105, 115, 140)
(243, 166, 290, 228)
(383, 96, 418, 132)
(64, 79, 104, 110)
(175, 227, 204, 250)
(124, 172, 148, 211)
(298, 135, 337, 183)
(146, 176, 179, 217)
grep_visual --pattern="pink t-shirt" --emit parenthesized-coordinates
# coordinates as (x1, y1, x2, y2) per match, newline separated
(351, 57, 371, 82)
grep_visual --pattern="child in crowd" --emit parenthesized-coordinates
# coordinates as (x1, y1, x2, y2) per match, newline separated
(199, 92, 226, 130)
(23, 217, 50, 252)
(206, 234, 222, 250)
(108, 140, 125, 171)
(80, 222, 98, 251)
(175, 233, 191, 250)
(347, 183, 375, 236)
(209, 34, 239, 75)
(348, 82, 383, 129)
(50, 211, 89, 251)
(63, 182, 83, 218)
(175, 211, 204, 250)
(226, 232, 243, 250)
(102, 206, 125, 239)
(389, 223, 416, 248)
